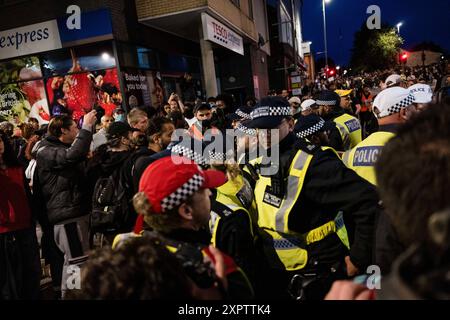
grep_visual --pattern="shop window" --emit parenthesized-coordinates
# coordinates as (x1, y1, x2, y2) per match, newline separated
(41, 42, 116, 78)
(0, 79, 49, 125)
(116, 42, 158, 70)
(45, 68, 121, 122)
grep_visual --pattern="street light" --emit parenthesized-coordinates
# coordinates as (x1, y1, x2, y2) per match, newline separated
(396, 22, 403, 35)
(322, 0, 331, 78)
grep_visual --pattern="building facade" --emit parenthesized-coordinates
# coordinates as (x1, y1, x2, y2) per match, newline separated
(0, 0, 271, 126)
(266, 0, 306, 95)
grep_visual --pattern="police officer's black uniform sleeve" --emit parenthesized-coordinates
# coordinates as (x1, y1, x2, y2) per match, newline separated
(215, 211, 258, 284)
(327, 127, 344, 152)
(301, 149, 378, 270)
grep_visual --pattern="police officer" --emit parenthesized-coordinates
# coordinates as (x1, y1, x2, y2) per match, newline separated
(207, 147, 261, 293)
(315, 90, 362, 151)
(115, 156, 255, 299)
(245, 96, 379, 299)
(342, 87, 415, 185)
(294, 113, 334, 148)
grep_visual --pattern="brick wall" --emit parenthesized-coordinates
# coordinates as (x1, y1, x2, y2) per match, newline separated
(208, 0, 256, 41)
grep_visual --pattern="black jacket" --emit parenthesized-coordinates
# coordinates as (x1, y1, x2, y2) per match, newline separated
(35, 129, 92, 225)
(261, 133, 378, 271)
(323, 109, 346, 152)
(157, 228, 255, 299)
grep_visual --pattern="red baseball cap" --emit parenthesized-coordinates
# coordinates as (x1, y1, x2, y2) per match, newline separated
(139, 156, 227, 214)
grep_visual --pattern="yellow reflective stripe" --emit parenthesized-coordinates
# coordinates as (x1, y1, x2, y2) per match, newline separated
(112, 232, 141, 249)
(272, 213, 349, 248)
(274, 151, 311, 232)
(304, 220, 336, 245)
(166, 245, 178, 253)
(334, 121, 351, 150)
(209, 211, 221, 247)
(342, 150, 351, 166)
(321, 146, 340, 159)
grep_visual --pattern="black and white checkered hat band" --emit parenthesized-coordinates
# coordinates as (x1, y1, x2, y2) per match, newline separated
(386, 93, 415, 115)
(250, 106, 292, 119)
(235, 110, 252, 120)
(209, 150, 226, 162)
(315, 99, 336, 106)
(296, 119, 325, 138)
(236, 123, 257, 136)
(170, 144, 208, 166)
(161, 174, 204, 211)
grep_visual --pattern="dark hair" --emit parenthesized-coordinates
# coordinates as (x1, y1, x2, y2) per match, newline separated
(147, 116, 174, 137)
(376, 103, 450, 247)
(194, 103, 212, 114)
(67, 236, 192, 300)
(28, 117, 39, 125)
(207, 96, 216, 103)
(0, 133, 20, 167)
(20, 123, 35, 140)
(168, 111, 187, 129)
(48, 115, 74, 138)
(244, 96, 257, 105)
(215, 94, 233, 110)
(101, 83, 118, 95)
(0, 121, 14, 136)
(183, 103, 195, 120)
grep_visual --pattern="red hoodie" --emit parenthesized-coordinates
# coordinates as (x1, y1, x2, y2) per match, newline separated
(0, 167, 32, 233)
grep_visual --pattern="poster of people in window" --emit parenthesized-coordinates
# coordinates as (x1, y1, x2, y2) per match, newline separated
(0, 43, 123, 126)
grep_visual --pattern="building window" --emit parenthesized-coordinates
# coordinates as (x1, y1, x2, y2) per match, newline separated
(230, 0, 240, 8)
(279, 2, 293, 46)
(248, 0, 253, 20)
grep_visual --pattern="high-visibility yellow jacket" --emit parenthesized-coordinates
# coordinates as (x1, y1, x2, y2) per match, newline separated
(342, 131, 395, 185)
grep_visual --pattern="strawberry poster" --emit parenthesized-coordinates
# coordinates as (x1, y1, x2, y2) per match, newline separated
(0, 56, 50, 125)
(46, 68, 121, 121)
(0, 80, 50, 126)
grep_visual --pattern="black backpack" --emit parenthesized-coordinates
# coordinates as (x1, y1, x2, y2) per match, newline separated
(91, 167, 130, 234)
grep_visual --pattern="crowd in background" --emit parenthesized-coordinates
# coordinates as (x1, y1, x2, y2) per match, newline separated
(0, 59, 449, 301)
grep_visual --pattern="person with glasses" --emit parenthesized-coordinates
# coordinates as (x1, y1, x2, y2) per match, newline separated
(243, 96, 379, 300)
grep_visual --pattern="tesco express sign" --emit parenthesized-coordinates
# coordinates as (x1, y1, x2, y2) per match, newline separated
(0, 20, 62, 60)
(202, 13, 244, 56)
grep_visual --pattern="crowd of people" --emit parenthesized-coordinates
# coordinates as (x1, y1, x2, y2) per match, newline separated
(0, 61, 449, 300)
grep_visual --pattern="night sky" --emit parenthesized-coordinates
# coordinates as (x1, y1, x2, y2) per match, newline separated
(301, 0, 450, 66)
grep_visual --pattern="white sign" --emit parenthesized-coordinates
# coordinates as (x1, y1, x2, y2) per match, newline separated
(291, 76, 301, 83)
(301, 42, 311, 54)
(292, 89, 302, 96)
(0, 20, 62, 60)
(202, 13, 244, 56)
